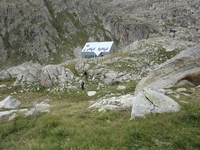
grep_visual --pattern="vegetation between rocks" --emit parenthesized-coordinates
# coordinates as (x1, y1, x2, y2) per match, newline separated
(0, 78, 200, 149)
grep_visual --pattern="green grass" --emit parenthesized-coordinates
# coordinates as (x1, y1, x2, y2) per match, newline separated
(0, 80, 200, 150)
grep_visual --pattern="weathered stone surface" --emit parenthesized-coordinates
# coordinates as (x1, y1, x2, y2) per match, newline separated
(157, 89, 166, 94)
(131, 89, 181, 119)
(0, 70, 10, 79)
(135, 44, 200, 95)
(0, 109, 28, 121)
(0, 61, 42, 85)
(0, 96, 21, 109)
(8, 113, 17, 121)
(89, 94, 133, 110)
(35, 102, 50, 112)
(25, 108, 37, 118)
(0, 110, 17, 121)
(40, 65, 74, 87)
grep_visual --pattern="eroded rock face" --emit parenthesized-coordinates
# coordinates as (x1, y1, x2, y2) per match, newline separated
(135, 44, 200, 95)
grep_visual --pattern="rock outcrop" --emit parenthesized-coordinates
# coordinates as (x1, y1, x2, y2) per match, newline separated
(0, 61, 42, 80)
(135, 44, 200, 95)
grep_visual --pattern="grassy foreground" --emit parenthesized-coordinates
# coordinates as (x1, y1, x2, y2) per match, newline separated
(0, 80, 200, 150)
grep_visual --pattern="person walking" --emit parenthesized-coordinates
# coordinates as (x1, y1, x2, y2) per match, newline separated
(81, 81, 85, 90)
(84, 71, 88, 80)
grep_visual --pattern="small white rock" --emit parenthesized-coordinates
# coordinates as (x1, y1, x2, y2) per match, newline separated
(87, 91, 97, 97)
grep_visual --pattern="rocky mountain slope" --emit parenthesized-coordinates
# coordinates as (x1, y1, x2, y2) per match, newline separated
(0, 0, 199, 70)
(0, 1, 200, 148)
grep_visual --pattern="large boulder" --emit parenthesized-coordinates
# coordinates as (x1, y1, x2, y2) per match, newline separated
(135, 44, 200, 95)
(0, 96, 21, 109)
(131, 89, 181, 119)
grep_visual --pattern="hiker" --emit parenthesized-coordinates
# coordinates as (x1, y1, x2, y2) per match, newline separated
(84, 71, 88, 80)
(81, 81, 85, 90)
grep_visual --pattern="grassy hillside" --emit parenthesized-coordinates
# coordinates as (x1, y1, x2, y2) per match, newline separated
(0, 69, 200, 150)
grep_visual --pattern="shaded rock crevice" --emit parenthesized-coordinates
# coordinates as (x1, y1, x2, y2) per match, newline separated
(179, 72, 200, 86)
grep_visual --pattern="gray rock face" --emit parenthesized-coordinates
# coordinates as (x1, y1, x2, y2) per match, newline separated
(0, 110, 18, 121)
(131, 89, 181, 119)
(35, 102, 50, 112)
(40, 65, 74, 87)
(0, 61, 74, 88)
(135, 44, 200, 95)
(25, 108, 37, 118)
(0, 96, 21, 109)
(0, 61, 42, 81)
(103, 15, 149, 45)
(0, 95, 51, 121)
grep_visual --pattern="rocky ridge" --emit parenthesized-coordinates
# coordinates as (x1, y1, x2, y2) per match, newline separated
(0, 36, 195, 91)
(0, 0, 200, 69)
